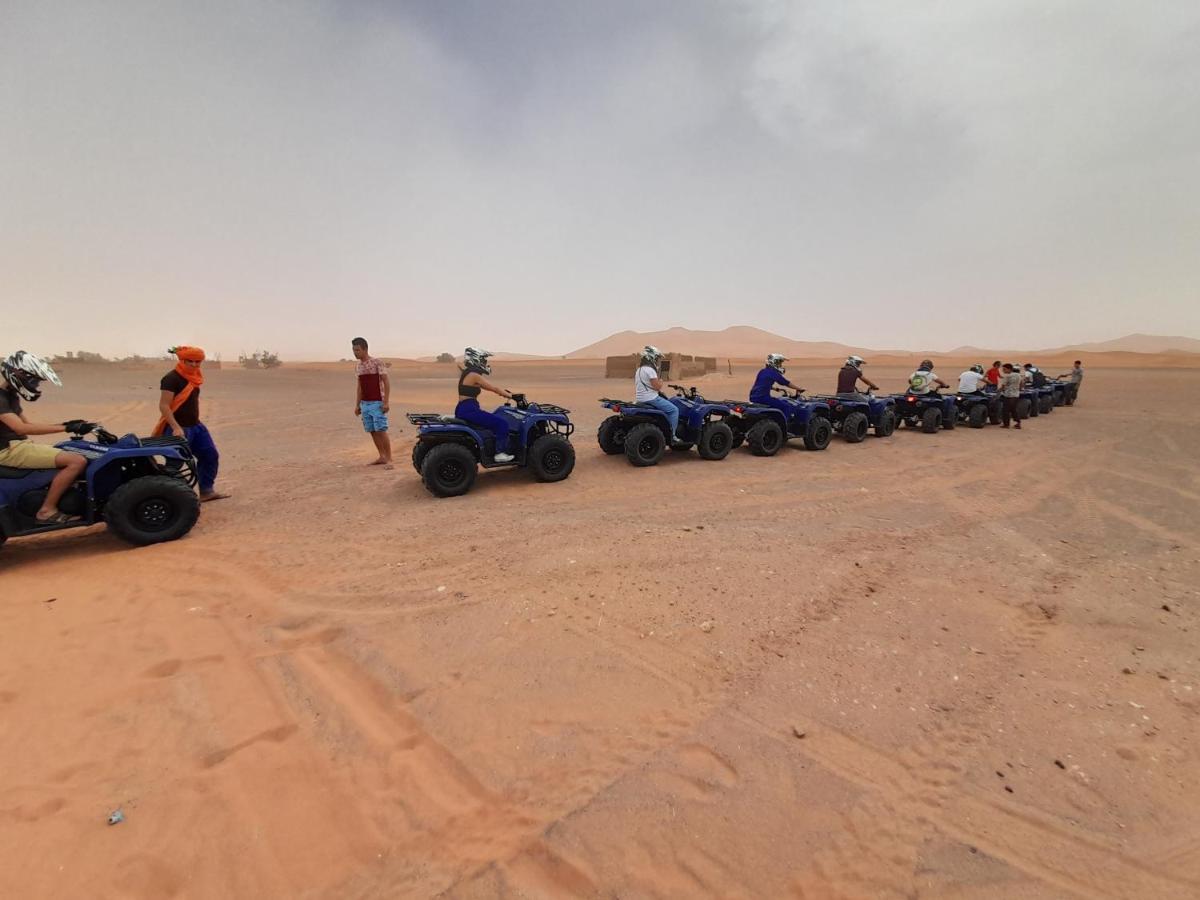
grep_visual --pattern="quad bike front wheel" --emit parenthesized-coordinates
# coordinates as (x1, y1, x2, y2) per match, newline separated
(968, 405, 988, 428)
(105, 475, 201, 545)
(803, 416, 832, 451)
(874, 409, 896, 437)
(529, 434, 575, 483)
(421, 443, 478, 497)
(921, 408, 942, 433)
(624, 423, 666, 467)
(697, 421, 734, 460)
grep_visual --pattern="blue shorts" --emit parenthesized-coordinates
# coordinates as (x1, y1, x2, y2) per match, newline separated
(360, 400, 388, 433)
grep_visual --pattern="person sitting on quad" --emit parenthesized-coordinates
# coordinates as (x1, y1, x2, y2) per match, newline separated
(985, 360, 1001, 390)
(1023, 363, 1047, 388)
(634, 345, 685, 445)
(749, 353, 804, 411)
(907, 359, 948, 395)
(0, 351, 94, 524)
(957, 364, 987, 394)
(836, 355, 879, 399)
(456, 347, 516, 463)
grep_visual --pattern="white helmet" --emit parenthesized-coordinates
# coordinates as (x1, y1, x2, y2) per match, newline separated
(2, 350, 61, 402)
(640, 345, 663, 366)
(766, 353, 786, 372)
(463, 347, 493, 374)
(846, 355, 865, 369)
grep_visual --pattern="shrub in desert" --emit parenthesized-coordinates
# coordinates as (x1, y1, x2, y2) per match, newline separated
(238, 350, 282, 369)
(436, 352, 454, 363)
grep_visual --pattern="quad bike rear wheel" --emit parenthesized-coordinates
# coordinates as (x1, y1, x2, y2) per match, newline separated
(697, 421, 734, 460)
(411, 441, 430, 474)
(529, 434, 575, 483)
(625, 423, 666, 467)
(988, 399, 1003, 425)
(842, 411, 869, 443)
(105, 475, 201, 545)
(1040, 394, 1053, 414)
(421, 443, 478, 497)
(803, 416, 832, 451)
(968, 404, 987, 428)
(921, 408, 942, 433)
(874, 409, 896, 437)
(596, 416, 627, 455)
(747, 419, 784, 456)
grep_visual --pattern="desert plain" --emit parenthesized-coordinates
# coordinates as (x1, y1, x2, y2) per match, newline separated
(2, 357, 1199, 899)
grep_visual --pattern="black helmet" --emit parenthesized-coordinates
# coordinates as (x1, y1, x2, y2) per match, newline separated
(2, 351, 62, 402)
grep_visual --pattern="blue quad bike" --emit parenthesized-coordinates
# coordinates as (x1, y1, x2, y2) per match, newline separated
(718, 390, 835, 455)
(407, 394, 575, 497)
(597, 384, 735, 466)
(954, 391, 1003, 428)
(806, 392, 898, 442)
(1016, 387, 1041, 419)
(0, 425, 201, 549)
(1048, 379, 1077, 406)
(891, 391, 958, 433)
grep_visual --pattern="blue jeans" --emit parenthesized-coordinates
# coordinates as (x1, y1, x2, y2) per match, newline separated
(455, 399, 511, 452)
(644, 395, 680, 438)
(164, 422, 219, 493)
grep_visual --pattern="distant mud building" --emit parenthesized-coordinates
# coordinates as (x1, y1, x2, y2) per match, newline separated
(605, 352, 717, 380)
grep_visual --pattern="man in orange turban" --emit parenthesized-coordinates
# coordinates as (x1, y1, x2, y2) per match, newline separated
(155, 346, 229, 501)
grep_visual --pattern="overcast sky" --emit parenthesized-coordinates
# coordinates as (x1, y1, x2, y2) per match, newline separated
(3, 0, 1198, 359)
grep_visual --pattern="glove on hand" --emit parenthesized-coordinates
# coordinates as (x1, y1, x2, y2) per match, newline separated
(62, 419, 96, 435)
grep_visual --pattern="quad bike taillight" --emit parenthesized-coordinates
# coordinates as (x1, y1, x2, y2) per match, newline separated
(610, 403, 621, 412)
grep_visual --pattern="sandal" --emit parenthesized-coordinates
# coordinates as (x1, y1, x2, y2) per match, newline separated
(36, 511, 78, 525)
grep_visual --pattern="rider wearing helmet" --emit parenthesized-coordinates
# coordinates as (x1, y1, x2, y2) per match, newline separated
(634, 345, 682, 443)
(457, 348, 517, 463)
(907, 359, 949, 395)
(956, 364, 987, 394)
(750, 353, 803, 411)
(0, 351, 92, 524)
(836, 355, 879, 398)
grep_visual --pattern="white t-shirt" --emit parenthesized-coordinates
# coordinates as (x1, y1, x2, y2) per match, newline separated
(957, 371, 985, 393)
(908, 370, 939, 394)
(634, 365, 660, 402)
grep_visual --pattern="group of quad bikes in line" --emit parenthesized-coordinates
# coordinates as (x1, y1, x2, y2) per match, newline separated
(1, 352, 1078, 549)
(405, 351, 1079, 498)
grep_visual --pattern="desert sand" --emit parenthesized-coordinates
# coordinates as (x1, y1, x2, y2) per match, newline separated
(2, 358, 1199, 898)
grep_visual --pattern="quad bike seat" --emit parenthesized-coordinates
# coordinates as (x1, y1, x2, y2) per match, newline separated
(0, 465, 33, 479)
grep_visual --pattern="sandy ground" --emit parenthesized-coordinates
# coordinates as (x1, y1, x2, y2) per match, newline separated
(2, 360, 1199, 899)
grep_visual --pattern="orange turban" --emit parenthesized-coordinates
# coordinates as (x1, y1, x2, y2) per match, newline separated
(171, 345, 206, 362)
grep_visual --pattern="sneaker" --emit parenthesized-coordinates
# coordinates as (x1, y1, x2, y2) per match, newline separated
(1014, 423, 1021, 429)
(493, 452, 515, 463)
(1001, 423, 1010, 428)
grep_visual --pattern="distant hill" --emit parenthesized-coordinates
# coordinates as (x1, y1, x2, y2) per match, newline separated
(564, 327, 1200, 360)
(1039, 333, 1200, 354)
(566, 326, 887, 360)
(415, 351, 558, 362)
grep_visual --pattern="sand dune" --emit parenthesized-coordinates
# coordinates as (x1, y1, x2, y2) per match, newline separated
(564, 325, 1199, 363)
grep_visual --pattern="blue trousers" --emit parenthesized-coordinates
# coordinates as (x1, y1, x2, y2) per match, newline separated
(164, 422, 219, 493)
(644, 395, 680, 437)
(455, 399, 511, 451)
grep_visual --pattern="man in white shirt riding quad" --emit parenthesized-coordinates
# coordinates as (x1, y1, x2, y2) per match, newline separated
(633, 346, 683, 445)
(957, 364, 987, 394)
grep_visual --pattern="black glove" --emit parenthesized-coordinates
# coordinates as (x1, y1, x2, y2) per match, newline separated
(62, 419, 96, 435)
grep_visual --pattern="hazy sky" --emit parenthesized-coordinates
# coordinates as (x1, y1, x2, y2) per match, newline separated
(4, 1, 1198, 359)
